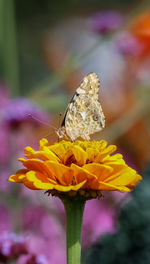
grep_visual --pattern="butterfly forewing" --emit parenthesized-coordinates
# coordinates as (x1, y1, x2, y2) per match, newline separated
(57, 73, 105, 141)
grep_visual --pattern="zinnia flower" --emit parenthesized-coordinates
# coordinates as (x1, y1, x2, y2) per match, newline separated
(9, 138, 141, 197)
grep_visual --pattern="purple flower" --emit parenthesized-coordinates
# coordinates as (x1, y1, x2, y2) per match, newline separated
(90, 11, 123, 34)
(116, 32, 142, 56)
(24, 234, 66, 264)
(2, 98, 49, 128)
(22, 205, 66, 263)
(36, 255, 49, 264)
(0, 232, 27, 260)
(17, 254, 36, 264)
(17, 254, 48, 264)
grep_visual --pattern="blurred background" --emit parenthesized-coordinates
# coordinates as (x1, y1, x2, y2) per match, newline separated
(0, 0, 150, 263)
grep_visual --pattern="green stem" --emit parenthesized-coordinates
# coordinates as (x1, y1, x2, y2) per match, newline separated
(63, 198, 86, 264)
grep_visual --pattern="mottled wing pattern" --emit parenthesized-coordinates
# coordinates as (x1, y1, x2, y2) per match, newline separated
(57, 73, 105, 141)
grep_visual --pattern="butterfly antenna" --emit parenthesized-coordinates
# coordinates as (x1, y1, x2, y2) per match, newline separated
(28, 114, 57, 131)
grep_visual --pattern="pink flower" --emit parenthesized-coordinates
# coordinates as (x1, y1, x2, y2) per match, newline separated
(82, 200, 115, 246)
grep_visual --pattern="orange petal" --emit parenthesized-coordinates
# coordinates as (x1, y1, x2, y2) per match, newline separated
(97, 181, 131, 192)
(53, 180, 87, 192)
(24, 171, 54, 190)
(24, 170, 86, 191)
(45, 161, 74, 186)
(71, 163, 98, 189)
(83, 163, 113, 181)
(105, 166, 139, 186)
(63, 145, 87, 166)
(9, 169, 28, 183)
(18, 158, 55, 180)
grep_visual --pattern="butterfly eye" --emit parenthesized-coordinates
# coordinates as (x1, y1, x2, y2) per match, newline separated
(93, 114, 99, 121)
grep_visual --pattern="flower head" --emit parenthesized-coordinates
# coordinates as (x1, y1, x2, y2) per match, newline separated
(2, 98, 48, 127)
(116, 32, 142, 56)
(0, 232, 27, 260)
(9, 139, 142, 197)
(90, 11, 123, 34)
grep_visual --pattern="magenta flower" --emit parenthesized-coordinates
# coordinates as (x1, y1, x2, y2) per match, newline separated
(90, 11, 123, 34)
(17, 254, 48, 264)
(0, 232, 27, 260)
(2, 98, 49, 128)
(82, 199, 115, 246)
(22, 205, 64, 239)
(24, 233, 66, 264)
(22, 205, 66, 264)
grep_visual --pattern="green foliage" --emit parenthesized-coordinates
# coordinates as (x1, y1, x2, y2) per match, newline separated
(0, 0, 20, 96)
(84, 164, 150, 264)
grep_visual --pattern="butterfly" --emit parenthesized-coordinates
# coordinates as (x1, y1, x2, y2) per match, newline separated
(57, 73, 105, 141)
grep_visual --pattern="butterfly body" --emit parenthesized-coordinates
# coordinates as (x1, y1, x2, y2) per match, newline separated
(57, 73, 105, 141)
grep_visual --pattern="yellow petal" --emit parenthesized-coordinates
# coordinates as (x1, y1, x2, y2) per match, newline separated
(24, 170, 86, 191)
(71, 163, 98, 189)
(48, 141, 72, 160)
(39, 138, 49, 148)
(24, 146, 60, 163)
(105, 166, 138, 186)
(9, 169, 28, 182)
(18, 158, 55, 180)
(86, 147, 99, 162)
(63, 145, 88, 166)
(97, 181, 131, 192)
(24, 171, 54, 190)
(53, 180, 86, 192)
(83, 163, 113, 181)
(45, 161, 74, 186)
(95, 145, 117, 162)
(102, 154, 125, 165)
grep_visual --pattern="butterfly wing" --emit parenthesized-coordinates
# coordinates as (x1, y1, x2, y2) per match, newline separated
(62, 73, 105, 141)
(65, 94, 105, 140)
(61, 72, 99, 127)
